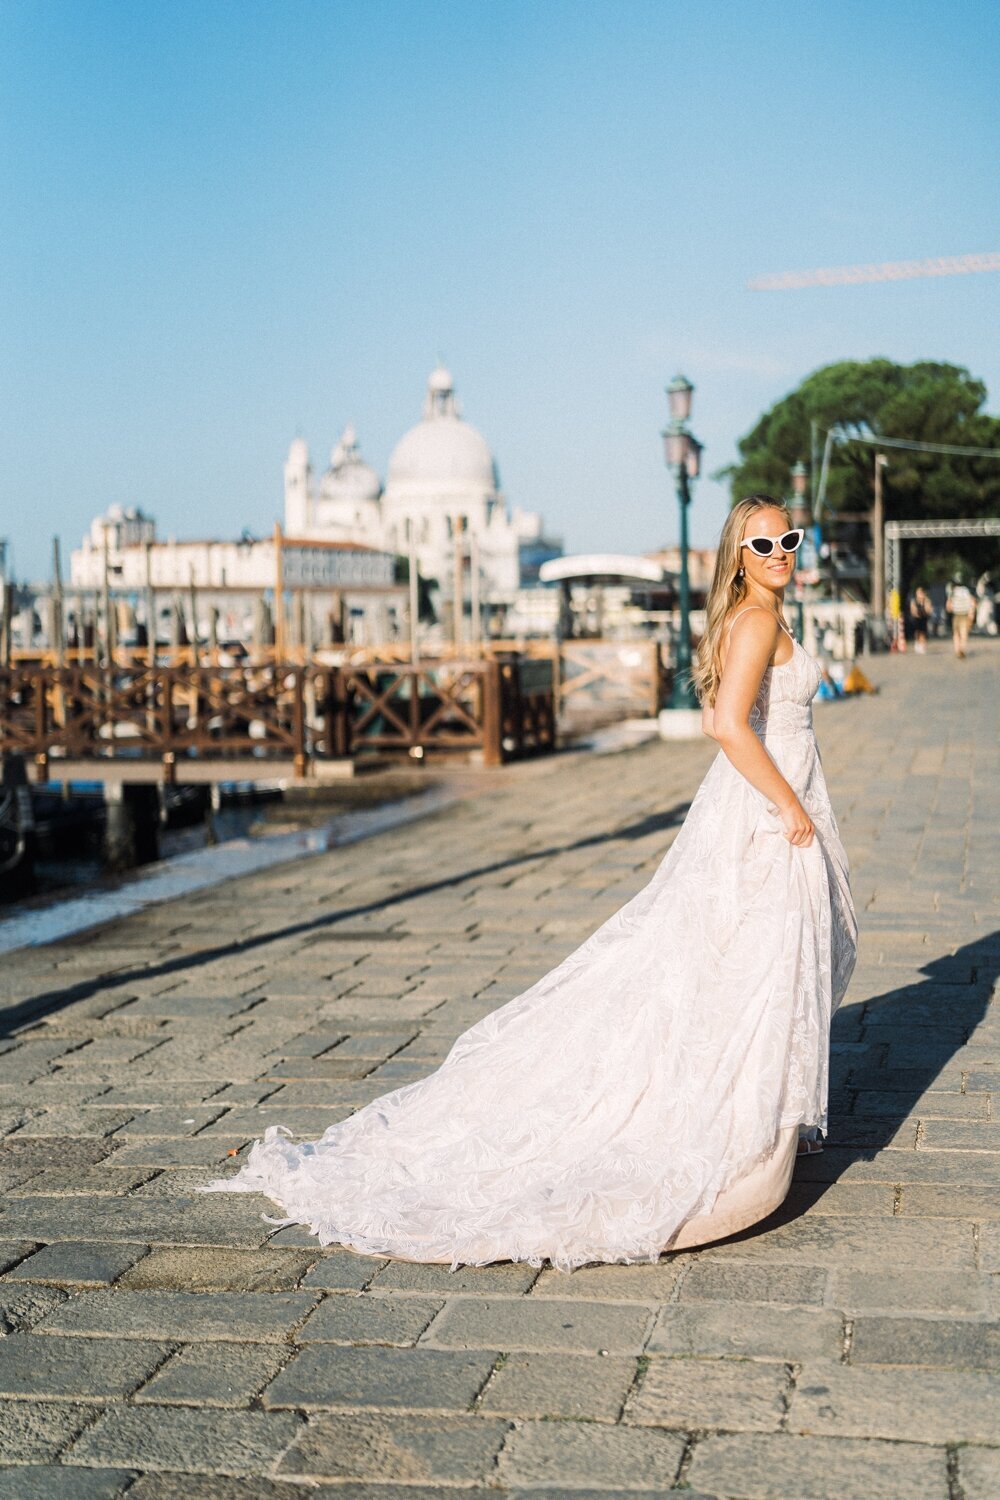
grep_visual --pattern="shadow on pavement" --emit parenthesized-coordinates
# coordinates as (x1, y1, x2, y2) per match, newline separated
(0, 799, 691, 1035)
(714, 929, 999, 1247)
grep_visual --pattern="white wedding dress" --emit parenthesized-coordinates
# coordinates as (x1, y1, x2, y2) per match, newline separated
(207, 620, 857, 1271)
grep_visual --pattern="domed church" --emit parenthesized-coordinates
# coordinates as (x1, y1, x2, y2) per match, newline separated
(283, 366, 558, 612)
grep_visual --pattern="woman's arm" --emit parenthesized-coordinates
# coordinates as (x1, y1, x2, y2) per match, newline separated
(712, 612, 814, 846)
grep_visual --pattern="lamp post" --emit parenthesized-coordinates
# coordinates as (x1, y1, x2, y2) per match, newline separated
(789, 459, 809, 645)
(872, 452, 888, 623)
(663, 375, 701, 711)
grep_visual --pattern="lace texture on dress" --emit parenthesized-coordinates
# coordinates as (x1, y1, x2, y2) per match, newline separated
(205, 636, 857, 1271)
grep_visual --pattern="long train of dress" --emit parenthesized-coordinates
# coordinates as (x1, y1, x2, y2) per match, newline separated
(206, 636, 857, 1271)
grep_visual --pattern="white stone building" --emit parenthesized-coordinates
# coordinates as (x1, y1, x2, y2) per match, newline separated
(69, 506, 401, 648)
(284, 365, 557, 611)
(67, 366, 558, 649)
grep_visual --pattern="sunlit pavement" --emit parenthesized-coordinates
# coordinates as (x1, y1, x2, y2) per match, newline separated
(0, 637, 996, 1498)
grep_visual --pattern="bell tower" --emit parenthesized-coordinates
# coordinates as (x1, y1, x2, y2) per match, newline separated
(284, 437, 312, 536)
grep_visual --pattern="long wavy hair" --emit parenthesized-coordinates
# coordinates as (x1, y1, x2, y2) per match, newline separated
(693, 494, 791, 706)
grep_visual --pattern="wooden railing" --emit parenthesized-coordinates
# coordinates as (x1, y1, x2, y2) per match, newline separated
(0, 656, 556, 779)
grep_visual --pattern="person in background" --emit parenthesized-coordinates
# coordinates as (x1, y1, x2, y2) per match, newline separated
(946, 575, 976, 659)
(909, 586, 933, 655)
(887, 586, 903, 651)
(975, 572, 997, 637)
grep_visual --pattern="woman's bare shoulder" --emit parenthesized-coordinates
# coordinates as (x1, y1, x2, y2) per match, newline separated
(721, 605, 780, 667)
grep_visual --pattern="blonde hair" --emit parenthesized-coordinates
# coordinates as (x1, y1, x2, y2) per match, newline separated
(693, 495, 791, 706)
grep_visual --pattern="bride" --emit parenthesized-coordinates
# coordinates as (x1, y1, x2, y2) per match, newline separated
(207, 495, 857, 1271)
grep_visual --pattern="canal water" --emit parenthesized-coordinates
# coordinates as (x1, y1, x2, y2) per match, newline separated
(0, 778, 457, 956)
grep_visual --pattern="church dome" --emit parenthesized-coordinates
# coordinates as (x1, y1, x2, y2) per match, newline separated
(385, 368, 497, 498)
(319, 424, 382, 505)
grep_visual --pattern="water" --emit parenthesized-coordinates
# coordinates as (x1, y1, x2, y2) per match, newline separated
(0, 784, 456, 956)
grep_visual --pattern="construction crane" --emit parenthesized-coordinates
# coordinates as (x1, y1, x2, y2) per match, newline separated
(748, 250, 1000, 291)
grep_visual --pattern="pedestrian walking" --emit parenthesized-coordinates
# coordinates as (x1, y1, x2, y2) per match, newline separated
(946, 575, 976, 659)
(909, 586, 933, 654)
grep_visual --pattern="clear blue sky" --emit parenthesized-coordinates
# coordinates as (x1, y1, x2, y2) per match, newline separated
(2, 0, 999, 578)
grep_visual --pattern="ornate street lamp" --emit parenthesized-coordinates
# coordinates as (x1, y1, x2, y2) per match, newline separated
(662, 375, 701, 711)
(789, 460, 809, 643)
(790, 460, 810, 527)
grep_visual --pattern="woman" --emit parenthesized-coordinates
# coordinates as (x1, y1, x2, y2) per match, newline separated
(208, 496, 857, 1270)
(909, 586, 932, 654)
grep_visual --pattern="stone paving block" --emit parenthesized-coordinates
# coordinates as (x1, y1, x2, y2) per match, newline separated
(919, 1119, 1000, 1151)
(251, 1082, 364, 1110)
(371, 1257, 540, 1296)
(97, 1082, 224, 1107)
(797, 1146, 999, 1187)
(530, 1261, 679, 1301)
(648, 1303, 844, 1362)
(498, 1420, 685, 1491)
(11, 1165, 157, 1196)
(300, 1250, 385, 1290)
(116, 1107, 226, 1136)
(424, 1296, 653, 1354)
(700, 1213, 976, 1267)
(686, 1431, 948, 1499)
(0, 1239, 35, 1274)
(850, 1315, 1000, 1370)
(625, 1355, 789, 1431)
(11, 1109, 139, 1138)
(264, 1057, 373, 1080)
(0, 1193, 277, 1248)
(278, 1410, 510, 1483)
(0, 1282, 68, 1334)
(6, 1240, 147, 1286)
(899, 1184, 1000, 1217)
(36, 1288, 317, 1341)
(0, 1399, 98, 1461)
(202, 1107, 343, 1139)
(128, 1166, 224, 1196)
(0, 1468, 135, 1500)
(0, 1140, 112, 1176)
(263, 1344, 497, 1411)
(208, 1082, 284, 1106)
(478, 1350, 636, 1420)
(827, 1268, 992, 1316)
(0, 1331, 169, 1400)
(958, 1446, 1000, 1500)
(125, 1479, 320, 1500)
(979, 1222, 1000, 1271)
(782, 1182, 896, 1217)
(109, 1137, 245, 1167)
(118, 1246, 316, 1292)
(678, 1259, 828, 1305)
(331, 1030, 419, 1059)
(66, 1404, 304, 1475)
(136, 1341, 286, 1406)
(855, 1089, 988, 1119)
(296, 1293, 442, 1345)
(790, 1360, 999, 1444)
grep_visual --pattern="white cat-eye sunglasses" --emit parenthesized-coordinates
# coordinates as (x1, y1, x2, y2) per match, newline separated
(740, 529, 805, 558)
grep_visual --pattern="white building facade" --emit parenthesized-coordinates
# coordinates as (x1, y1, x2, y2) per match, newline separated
(284, 365, 556, 609)
(67, 366, 557, 650)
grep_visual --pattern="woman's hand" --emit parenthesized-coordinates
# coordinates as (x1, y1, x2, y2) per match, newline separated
(777, 799, 814, 847)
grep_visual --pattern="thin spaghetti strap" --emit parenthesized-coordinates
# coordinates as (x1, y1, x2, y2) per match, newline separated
(725, 604, 773, 637)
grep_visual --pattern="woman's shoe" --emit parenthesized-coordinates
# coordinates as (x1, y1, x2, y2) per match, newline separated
(796, 1136, 825, 1156)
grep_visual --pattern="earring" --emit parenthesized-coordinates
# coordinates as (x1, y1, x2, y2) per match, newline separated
(737, 567, 744, 578)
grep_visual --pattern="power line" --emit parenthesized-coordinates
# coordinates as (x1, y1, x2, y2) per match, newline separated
(843, 433, 1000, 459)
(748, 250, 1000, 291)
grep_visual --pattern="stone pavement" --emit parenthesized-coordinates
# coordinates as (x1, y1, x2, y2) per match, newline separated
(0, 637, 997, 1500)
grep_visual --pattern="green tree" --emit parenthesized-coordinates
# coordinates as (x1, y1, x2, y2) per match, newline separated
(722, 359, 1000, 585)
